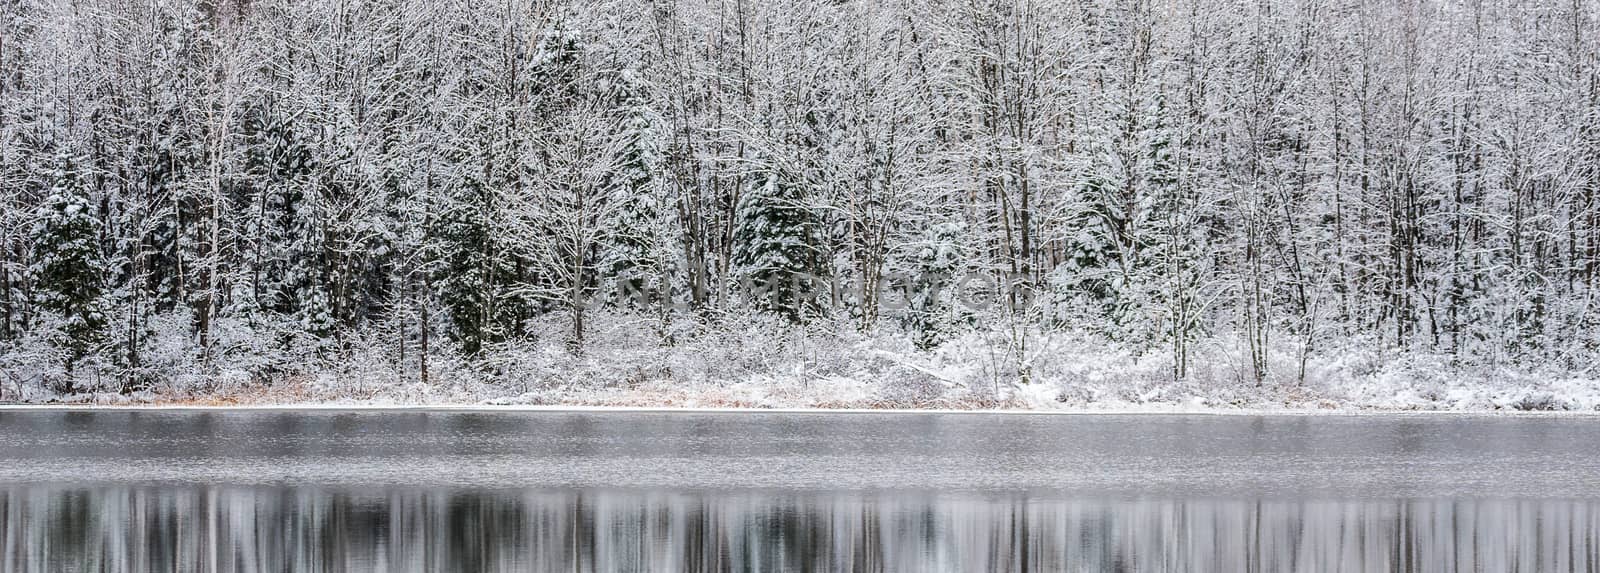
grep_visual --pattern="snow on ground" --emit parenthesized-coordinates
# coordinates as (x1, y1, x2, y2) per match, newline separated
(9, 315, 1600, 414)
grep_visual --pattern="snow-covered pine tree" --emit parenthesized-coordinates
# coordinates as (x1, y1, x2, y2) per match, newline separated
(1050, 45, 1169, 348)
(430, 175, 507, 356)
(430, 6, 580, 355)
(732, 165, 826, 323)
(29, 155, 107, 386)
(1142, 92, 1210, 377)
(431, 171, 500, 355)
(240, 101, 334, 340)
(282, 164, 337, 340)
(600, 67, 671, 314)
(239, 100, 305, 318)
(902, 221, 966, 350)
(1052, 133, 1159, 342)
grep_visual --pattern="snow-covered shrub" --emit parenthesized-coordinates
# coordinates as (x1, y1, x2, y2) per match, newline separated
(135, 310, 207, 393)
(875, 363, 949, 406)
(0, 324, 68, 400)
(1507, 390, 1571, 412)
(207, 312, 298, 389)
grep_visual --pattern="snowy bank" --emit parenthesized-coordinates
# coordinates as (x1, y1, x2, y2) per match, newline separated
(7, 315, 1599, 414)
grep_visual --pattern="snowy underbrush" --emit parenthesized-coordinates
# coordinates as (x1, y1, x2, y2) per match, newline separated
(4, 311, 1600, 412)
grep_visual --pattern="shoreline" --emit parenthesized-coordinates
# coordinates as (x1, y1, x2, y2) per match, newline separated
(2, 402, 1597, 416)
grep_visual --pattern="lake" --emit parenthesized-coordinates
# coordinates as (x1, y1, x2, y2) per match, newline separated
(1, 409, 1598, 571)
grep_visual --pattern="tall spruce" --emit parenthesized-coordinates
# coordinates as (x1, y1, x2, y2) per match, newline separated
(732, 166, 825, 323)
(30, 155, 107, 382)
(600, 68, 669, 310)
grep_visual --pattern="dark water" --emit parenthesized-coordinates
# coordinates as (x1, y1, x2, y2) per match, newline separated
(2, 410, 1599, 571)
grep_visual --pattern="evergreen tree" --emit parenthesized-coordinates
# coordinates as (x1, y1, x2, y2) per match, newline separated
(239, 101, 301, 313)
(30, 155, 107, 382)
(732, 166, 826, 323)
(1142, 95, 1210, 376)
(139, 97, 201, 316)
(242, 102, 333, 339)
(431, 175, 513, 356)
(600, 68, 670, 311)
(1051, 92, 1175, 346)
(903, 222, 966, 350)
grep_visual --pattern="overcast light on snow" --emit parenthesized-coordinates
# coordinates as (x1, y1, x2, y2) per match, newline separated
(0, 0, 1598, 412)
(6, 1, 1600, 571)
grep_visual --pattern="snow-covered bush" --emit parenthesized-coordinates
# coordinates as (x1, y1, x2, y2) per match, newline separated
(0, 323, 68, 400)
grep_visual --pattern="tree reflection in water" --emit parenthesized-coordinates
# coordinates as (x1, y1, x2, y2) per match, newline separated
(2, 486, 1596, 572)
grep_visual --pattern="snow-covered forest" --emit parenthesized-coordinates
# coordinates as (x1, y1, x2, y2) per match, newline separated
(1, 0, 1598, 408)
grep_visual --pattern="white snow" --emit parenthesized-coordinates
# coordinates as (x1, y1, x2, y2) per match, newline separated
(7, 312, 1598, 414)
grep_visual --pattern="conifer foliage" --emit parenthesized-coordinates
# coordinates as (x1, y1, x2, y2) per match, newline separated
(29, 156, 106, 383)
(733, 167, 826, 323)
(0, 0, 1597, 396)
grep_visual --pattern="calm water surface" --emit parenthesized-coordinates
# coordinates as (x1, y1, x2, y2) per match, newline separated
(1, 410, 1598, 571)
